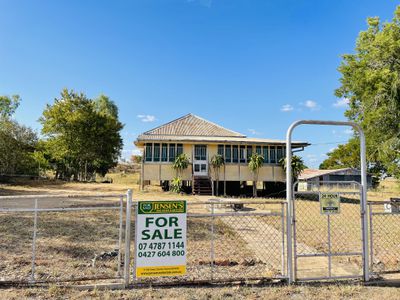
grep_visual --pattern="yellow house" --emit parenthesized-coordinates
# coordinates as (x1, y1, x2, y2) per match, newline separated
(134, 114, 308, 196)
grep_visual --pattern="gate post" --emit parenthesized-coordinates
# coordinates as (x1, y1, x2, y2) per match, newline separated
(285, 127, 294, 284)
(286, 120, 369, 283)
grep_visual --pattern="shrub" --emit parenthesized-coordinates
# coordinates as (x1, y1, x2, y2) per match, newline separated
(171, 177, 182, 193)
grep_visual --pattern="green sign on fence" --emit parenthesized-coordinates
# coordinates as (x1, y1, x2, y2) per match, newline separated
(135, 200, 187, 278)
(320, 192, 340, 215)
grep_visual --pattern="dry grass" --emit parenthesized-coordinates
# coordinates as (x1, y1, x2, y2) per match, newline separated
(1, 177, 400, 299)
(3, 283, 400, 299)
(0, 202, 272, 287)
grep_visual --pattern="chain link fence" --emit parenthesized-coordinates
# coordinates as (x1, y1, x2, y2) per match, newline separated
(0, 194, 126, 285)
(293, 182, 364, 281)
(131, 200, 287, 285)
(7, 188, 400, 286)
(369, 201, 400, 274)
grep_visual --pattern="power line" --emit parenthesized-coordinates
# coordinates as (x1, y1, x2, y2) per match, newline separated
(310, 141, 349, 146)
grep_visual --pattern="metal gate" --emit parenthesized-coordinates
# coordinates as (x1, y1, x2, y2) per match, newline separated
(285, 120, 369, 283)
(293, 181, 364, 281)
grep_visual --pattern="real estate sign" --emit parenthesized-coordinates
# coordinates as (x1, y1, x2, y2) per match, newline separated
(320, 192, 340, 215)
(135, 200, 187, 278)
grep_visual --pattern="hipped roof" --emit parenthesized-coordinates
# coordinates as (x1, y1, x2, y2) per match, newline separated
(135, 113, 309, 147)
(142, 113, 245, 137)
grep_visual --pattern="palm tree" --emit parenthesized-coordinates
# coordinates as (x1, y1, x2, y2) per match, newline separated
(248, 153, 264, 197)
(172, 153, 190, 177)
(279, 155, 306, 182)
(210, 154, 225, 196)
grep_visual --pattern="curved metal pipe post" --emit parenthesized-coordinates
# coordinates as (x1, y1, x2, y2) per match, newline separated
(286, 120, 369, 283)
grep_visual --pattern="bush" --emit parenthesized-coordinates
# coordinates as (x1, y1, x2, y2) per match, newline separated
(171, 177, 182, 193)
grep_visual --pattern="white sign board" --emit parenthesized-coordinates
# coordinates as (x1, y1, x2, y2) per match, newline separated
(320, 192, 340, 215)
(384, 203, 400, 213)
(135, 200, 187, 277)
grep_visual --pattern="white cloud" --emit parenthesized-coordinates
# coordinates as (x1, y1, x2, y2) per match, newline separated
(248, 128, 261, 135)
(137, 114, 156, 122)
(281, 104, 294, 112)
(333, 98, 349, 108)
(344, 128, 353, 135)
(303, 100, 319, 111)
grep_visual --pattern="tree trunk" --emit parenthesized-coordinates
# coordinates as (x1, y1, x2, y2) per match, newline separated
(84, 161, 88, 182)
(253, 181, 257, 197)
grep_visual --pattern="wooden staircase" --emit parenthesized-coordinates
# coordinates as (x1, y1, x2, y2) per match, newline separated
(193, 176, 212, 195)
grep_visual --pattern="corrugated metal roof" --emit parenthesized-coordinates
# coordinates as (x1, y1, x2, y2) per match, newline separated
(299, 168, 353, 180)
(135, 134, 308, 147)
(135, 113, 309, 148)
(142, 113, 245, 137)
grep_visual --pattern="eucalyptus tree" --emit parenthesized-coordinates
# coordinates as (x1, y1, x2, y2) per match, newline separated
(336, 6, 400, 178)
(40, 89, 123, 180)
(0, 95, 20, 119)
(0, 95, 41, 177)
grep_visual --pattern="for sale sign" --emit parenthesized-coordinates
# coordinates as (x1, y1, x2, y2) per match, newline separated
(320, 192, 340, 215)
(135, 200, 187, 278)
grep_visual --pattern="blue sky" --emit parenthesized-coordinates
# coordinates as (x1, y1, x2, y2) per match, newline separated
(0, 0, 398, 167)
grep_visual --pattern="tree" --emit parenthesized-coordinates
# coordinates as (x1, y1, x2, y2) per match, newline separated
(0, 95, 20, 119)
(336, 6, 400, 178)
(40, 89, 123, 180)
(210, 154, 225, 196)
(248, 153, 264, 197)
(94, 94, 119, 119)
(131, 155, 142, 164)
(279, 155, 306, 183)
(0, 95, 39, 177)
(171, 153, 189, 193)
(320, 137, 384, 187)
(172, 153, 189, 178)
(0, 119, 38, 175)
(319, 138, 361, 170)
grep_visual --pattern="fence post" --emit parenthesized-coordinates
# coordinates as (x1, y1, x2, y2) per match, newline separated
(30, 199, 38, 283)
(281, 202, 285, 277)
(117, 195, 124, 277)
(210, 202, 215, 282)
(368, 202, 374, 271)
(124, 189, 133, 287)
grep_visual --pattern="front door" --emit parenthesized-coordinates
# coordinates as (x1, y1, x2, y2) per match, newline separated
(193, 145, 208, 176)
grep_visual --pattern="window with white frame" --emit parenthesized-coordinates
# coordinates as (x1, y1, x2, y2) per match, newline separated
(239, 145, 246, 163)
(153, 143, 161, 162)
(269, 146, 277, 163)
(263, 146, 269, 163)
(169, 144, 176, 162)
(232, 145, 238, 163)
(145, 143, 152, 162)
(225, 145, 232, 163)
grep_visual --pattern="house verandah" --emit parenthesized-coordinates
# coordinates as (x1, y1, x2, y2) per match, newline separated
(134, 114, 308, 196)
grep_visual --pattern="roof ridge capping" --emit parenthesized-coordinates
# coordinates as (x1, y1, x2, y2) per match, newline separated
(189, 113, 245, 137)
(142, 113, 246, 137)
